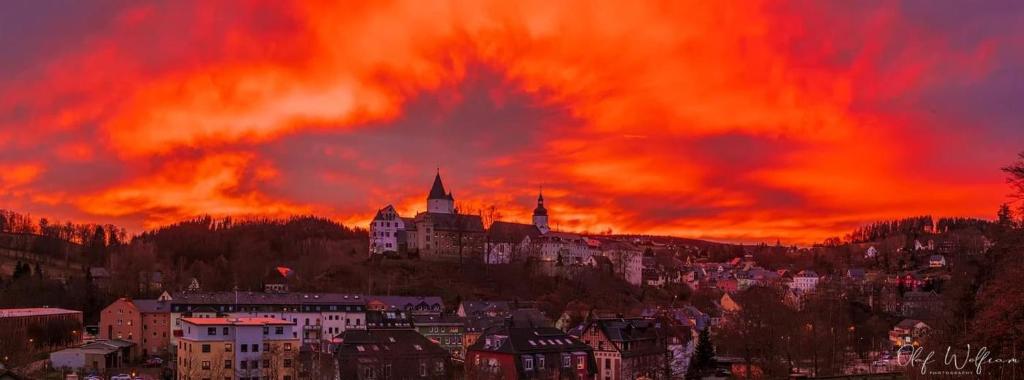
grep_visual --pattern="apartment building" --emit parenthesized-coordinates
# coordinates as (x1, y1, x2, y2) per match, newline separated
(176, 317, 299, 380)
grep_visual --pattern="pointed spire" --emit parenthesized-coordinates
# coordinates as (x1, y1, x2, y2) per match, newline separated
(533, 187, 548, 217)
(428, 171, 448, 200)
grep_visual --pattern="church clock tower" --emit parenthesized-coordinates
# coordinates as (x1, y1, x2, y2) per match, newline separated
(532, 189, 550, 234)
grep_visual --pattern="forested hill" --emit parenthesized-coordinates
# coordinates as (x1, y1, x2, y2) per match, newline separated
(120, 216, 368, 293)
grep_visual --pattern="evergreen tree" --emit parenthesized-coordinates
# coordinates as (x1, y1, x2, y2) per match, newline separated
(688, 327, 716, 379)
(12, 261, 25, 279)
(997, 203, 1015, 228)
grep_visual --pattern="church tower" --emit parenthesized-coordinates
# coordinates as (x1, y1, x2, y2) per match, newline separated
(533, 189, 550, 234)
(427, 170, 455, 214)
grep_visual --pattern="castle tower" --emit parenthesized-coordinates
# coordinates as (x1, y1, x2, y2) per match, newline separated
(533, 189, 550, 234)
(427, 171, 455, 214)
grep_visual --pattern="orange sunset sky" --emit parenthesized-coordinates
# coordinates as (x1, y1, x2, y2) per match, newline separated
(1, 1, 1022, 244)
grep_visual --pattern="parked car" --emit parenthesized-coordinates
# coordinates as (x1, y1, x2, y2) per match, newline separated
(144, 356, 164, 367)
(110, 374, 132, 380)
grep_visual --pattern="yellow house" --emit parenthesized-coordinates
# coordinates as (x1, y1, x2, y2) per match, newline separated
(176, 317, 299, 380)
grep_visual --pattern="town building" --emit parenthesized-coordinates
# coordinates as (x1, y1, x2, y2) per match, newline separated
(334, 329, 452, 380)
(457, 301, 513, 319)
(369, 205, 407, 256)
(49, 340, 134, 373)
(166, 292, 367, 352)
(413, 314, 467, 360)
(576, 318, 667, 380)
(370, 172, 486, 261)
(928, 255, 947, 268)
(484, 222, 541, 264)
(466, 319, 597, 380)
(791, 270, 820, 293)
(889, 319, 931, 347)
(0, 308, 83, 366)
(365, 310, 416, 330)
(364, 295, 444, 316)
(176, 317, 299, 380)
(98, 297, 172, 358)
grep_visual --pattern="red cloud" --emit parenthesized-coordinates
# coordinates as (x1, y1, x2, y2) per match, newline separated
(0, 1, 1019, 244)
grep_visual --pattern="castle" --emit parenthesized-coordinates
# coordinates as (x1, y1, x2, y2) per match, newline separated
(369, 171, 551, 262)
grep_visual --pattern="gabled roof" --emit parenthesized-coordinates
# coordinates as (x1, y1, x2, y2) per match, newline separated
(895, 319, 929, 329)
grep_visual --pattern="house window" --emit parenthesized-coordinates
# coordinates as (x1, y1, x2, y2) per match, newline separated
(435, 361, 445, 373)
(240, 361, 248, 369)
(252, 344, 259, 352)
(524, 357, 534, 371)
(283, 359, 292, 368)
(419, 361, 427, 377)
(222, 327, 229, 335)
(562, 353, 571, 368)
(276, 326, 284, 335)
(537, 355, 545, 370)
(225, 343, 232, 352)
(284, 343, 292, 351)
(201, 361, 210, 370)
(208, 327, 216, 336)
(263, 360, 270, 368)
(201, 344, 211, 353)
(576, 355, 586, 370)
(241, 345, 248, 353)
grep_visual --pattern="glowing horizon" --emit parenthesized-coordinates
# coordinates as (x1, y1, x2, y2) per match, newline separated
(1, 1, 1022, 245)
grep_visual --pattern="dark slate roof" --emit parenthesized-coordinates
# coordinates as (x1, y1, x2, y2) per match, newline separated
(420, 213, 484, 232)
(464, 315, 505, 332)
(487, 222, 540, 244)
(588, 318, 665, 357)
(171, 291, 365, 306)
(427, 173, 448, 200)
(365, 310, 415, 329)
(132, 299, 170, 313)
(413, 314, 465, 327)
(460, 300, 511, 317)
(334, 329, 449, 359)
(507, 308, 553, 328)
(469, 326, 592, 355)
(593, 318, 661, 342)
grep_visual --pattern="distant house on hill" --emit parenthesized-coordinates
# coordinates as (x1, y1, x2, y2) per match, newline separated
(889, 319, 931, 347)
(928, 255, 947, 268)
(485, 221, 541, 264)
(865, 246, 878, 259)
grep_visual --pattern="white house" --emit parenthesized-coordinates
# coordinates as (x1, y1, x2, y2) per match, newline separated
(792, 270, 820, 292)
(369, 205, 406, 256)
(865, 246, 878, 259)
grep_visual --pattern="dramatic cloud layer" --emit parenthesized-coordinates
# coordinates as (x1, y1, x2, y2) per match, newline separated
(1, 0, 1022, 243)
